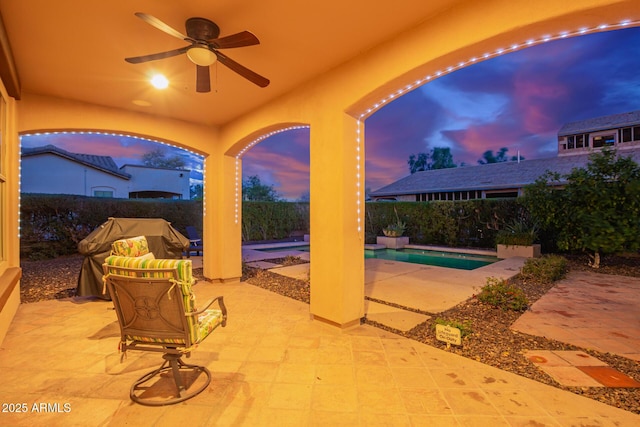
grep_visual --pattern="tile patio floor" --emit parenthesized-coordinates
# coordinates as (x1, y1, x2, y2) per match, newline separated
(1, 265, 639, 426)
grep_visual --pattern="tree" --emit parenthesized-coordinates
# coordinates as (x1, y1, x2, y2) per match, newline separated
(523, 149, 640, 268)
(141, 148, 186, 169)
(408, 152, 429, 174)
(430, 147, 457, 170)
(242, 175, 281, 201)
(478, 147, 523, 164)
(408, 147, 457, 174)
(190, 184, 203, 200)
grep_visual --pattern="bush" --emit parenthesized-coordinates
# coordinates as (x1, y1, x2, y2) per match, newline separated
(495, 220, 538, 246)
(365, 199, 529, 248)
(520, 255, 568, 283)
(477, 277, 528, 311)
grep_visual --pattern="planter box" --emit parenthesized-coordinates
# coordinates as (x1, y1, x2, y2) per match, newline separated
(376, 236, 409, 249)
(497, 243, 541, 259)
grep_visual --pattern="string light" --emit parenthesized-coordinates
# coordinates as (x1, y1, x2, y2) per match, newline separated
(233, 125, 310, 224)
(355, 120, 363, 233)
(19, 130, 204, 230)
(353, 19, 640, 234)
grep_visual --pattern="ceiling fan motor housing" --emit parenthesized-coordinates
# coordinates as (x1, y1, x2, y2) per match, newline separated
(186, 17, 220, 40)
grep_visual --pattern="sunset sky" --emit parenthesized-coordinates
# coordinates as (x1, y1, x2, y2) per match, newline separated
(22, 26, 640, 200)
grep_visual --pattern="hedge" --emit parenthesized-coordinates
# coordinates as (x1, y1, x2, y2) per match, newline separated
(20, 194, 534, 259)
(20, 194, 202, 260)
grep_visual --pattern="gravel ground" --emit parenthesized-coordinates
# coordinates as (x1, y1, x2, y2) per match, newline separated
(19, 252, 640, 414)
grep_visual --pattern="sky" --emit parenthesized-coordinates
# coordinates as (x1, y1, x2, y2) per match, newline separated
(21, 26, 640, 200)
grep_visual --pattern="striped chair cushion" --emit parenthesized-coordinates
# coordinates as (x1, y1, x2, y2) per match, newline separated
(111, 235, 150, 257)
(104, 255, 216, 346)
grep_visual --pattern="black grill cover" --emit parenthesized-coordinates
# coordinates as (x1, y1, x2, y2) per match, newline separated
(76, 217, 190, 298)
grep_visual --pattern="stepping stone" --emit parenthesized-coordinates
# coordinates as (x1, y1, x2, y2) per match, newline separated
(577, 366, 640, 388)
(364, 300, 429, 332)
(246, 261, 281, 269)
(524, 350, 639, 388)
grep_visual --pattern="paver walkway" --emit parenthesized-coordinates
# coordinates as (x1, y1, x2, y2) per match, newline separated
(511, 270, 640, 361)
(2, 280, 639, 426)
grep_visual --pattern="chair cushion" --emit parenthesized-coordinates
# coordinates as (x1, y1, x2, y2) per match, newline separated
(138, 252, 156, 261)
(194, 309, 226, 344)
(111, 235, 150, 257)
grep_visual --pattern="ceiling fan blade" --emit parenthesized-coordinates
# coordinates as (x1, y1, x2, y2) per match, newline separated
(209, 31, 259, 49)
(135, 12, 191, 41)
(196, 65, 211, 93)
(214, 51, 270, 88)
(125, 46, 190, 64)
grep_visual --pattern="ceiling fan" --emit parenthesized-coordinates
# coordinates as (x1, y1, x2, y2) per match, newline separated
(125, 12, 270, 92)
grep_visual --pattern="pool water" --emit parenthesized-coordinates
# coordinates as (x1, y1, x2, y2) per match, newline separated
(365, 248, 496, 270)
(255, 245, 497, 270)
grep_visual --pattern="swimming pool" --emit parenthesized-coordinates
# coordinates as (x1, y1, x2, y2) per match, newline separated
(254, 245, 497, 270)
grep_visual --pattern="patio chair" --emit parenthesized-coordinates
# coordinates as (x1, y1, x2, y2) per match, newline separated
(185, 226, 204, 256)
(102, 255, 227, 406)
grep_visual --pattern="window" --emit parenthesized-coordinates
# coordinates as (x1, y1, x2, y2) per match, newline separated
(621, 126, 640, 142)
(94, 190, 114, 198)
(562, 133, 589, 150)
(592, 134, 615, 148)
(0, 94, 6, 261)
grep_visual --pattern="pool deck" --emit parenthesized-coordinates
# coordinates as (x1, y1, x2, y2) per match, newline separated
(242, 244, 525, 332)
(2, 254, 638, 425)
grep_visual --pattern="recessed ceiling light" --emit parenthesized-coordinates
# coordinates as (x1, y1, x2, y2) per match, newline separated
(150, 73, 169, 89)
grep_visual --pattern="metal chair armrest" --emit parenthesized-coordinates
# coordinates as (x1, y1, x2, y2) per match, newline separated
(187, 296, 227, 326)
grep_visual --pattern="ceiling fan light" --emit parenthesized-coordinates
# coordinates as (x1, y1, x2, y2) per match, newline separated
(187, 46, 217, 66)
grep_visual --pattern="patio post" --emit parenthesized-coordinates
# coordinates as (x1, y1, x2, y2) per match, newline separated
(201, 152, 242, 283)
(309, 111, 365, 328)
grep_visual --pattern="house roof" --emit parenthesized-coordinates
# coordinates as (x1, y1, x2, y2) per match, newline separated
(21, 145, 131, 179)
(558, 110, 640, 136)
(120, 164, 190, 172)
(370, 150, 640, 197)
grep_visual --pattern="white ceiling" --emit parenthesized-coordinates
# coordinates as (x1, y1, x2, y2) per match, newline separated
(0, 0, 460, 127)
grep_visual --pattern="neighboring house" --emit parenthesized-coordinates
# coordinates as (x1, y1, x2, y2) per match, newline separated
(21, 145, 190, 199)
(558, 110, 640, 155)
(370, 110, 640, 202)
(121, 164, 191, 199)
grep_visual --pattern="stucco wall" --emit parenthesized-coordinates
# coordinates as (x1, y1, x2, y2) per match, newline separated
(7, 0, 636, 328)
(122, 165, 190, 199)
(21, 154, 129, 197)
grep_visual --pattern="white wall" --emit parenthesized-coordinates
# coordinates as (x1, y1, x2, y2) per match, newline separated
(21, 154, 129, 197)
(122, 165, 190, 199)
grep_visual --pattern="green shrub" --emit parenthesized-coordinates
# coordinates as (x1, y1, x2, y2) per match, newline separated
(477, 277, 528, 311)
(495, 220, 538, 246)
(432, 318, 473, 338)
(520, 255, 568, 283)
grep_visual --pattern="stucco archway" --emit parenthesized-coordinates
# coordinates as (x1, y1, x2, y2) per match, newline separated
(209, 3, 640, 328)
(2, 1, 638, 339)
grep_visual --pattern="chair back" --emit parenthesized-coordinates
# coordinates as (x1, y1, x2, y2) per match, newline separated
(185, 226, 201, 243)
(105, 270, 192, 349)
(103, 256, 199, 352)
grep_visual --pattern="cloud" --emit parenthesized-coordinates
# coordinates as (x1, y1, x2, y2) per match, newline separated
(242, 128, 310, 200)
(21, 27, 640, 200)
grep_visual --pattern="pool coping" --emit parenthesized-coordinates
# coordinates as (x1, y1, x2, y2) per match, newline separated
(244, 241, 499, 258)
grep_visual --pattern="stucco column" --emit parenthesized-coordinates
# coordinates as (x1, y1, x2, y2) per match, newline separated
(201, 152, 242, 282)
(309, 111, 365, 328)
